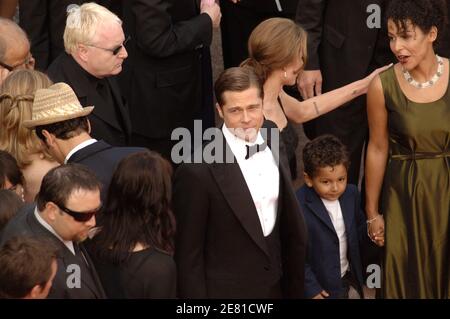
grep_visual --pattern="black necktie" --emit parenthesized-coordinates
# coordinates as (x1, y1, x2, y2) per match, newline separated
(245, 142, 267, 160)
(73, 242, 90, 268)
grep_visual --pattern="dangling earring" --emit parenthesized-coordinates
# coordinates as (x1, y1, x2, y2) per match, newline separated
(284, 71, 287, 78)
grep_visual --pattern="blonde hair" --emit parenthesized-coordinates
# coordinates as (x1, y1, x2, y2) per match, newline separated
(63, 2, 122, 54)
(0, 70, 53, 168)
(241, 17, 308, 82)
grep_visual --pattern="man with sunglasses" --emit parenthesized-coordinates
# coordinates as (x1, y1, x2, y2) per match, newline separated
(47, 3, 131, 147)
(0, 18, 35, 85)
(0, 164, 107, 299)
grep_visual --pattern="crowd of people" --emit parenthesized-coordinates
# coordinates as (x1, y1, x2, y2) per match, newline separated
(0, 0, 448, 299)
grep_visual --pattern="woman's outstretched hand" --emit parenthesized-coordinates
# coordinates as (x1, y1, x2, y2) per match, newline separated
(363, 63, 394, 94)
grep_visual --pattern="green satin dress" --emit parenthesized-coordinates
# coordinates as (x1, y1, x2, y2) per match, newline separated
(379, 66, 449, 299)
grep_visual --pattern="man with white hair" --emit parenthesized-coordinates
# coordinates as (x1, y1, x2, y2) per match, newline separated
(0, 18, 35, 84)
(47, 3, 131, 147)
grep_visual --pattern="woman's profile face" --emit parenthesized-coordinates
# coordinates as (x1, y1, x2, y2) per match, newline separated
(387, 18, 436, 71)
(282, 54, 304, 86)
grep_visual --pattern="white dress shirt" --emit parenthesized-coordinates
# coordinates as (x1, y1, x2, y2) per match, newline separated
(321, 198, 349, 277)
(64, 138, 97, 164)
(34, 207, 75, 255)
(222, 124, 279, 237)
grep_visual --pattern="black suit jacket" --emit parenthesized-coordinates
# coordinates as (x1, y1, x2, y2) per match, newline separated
(120, 0, 213, 138)
(18, 0, 114, 71)
(0, 206, 106, 299)
(296, 185, 366, 298)
(66, 140, 145, 201)
(48, 53, 132, 146)
(296, 0, 393, 91)
(173, 122, 307, 298)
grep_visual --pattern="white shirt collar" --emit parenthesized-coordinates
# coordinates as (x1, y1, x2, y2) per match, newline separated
(34, 207, 75, 255)
(64, 138, 97, 164)
(222, 124, 264, 161)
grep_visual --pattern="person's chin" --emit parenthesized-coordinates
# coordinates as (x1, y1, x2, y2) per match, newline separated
(75, 232, 90, 242)
(323, 194, 340, 201)
(111, 65, 122, 75)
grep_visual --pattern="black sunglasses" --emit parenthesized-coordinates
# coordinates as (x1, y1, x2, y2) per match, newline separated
(86, 35, 131, 55)
(0, 60, 14, 72)
(54, 202, 102, 222)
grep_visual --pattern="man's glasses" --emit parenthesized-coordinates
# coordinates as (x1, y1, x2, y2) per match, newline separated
(0, 54, 34, 72)
(86, 35, 131, 56)
(54, 202, 102, 222)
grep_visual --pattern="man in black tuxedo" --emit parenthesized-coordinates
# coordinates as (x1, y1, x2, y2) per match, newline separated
(120, 0, 221, 160)
(296, 0, 395, 185)
(47, 3, 131, 147)
(220, 0, 299, 68)
(174, 67, 307, 298)
(23, 82, 144, 202)
(0, 164, 106, 299)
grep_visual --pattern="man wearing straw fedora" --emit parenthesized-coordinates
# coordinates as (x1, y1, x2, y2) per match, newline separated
(23, 82, 144, 202)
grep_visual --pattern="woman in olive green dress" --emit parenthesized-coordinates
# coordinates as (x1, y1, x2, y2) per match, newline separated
(365, 0, 449, 298)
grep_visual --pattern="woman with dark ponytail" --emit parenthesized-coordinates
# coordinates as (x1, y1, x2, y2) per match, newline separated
(88, 150, 176, 298)
(241, 18, 391, 179)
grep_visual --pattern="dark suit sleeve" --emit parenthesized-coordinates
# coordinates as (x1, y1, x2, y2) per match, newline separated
(304, 261, 323, 298)
(173, 164, 209, 298)
(19, 0, 49, 70)
(295, 0, 326, 70)
(131, 0, 213, 58)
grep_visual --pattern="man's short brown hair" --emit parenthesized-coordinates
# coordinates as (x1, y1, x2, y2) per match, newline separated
(36, 163, 101, 212)
(0, 236, 57, 298)
(214, 67, 264, 107)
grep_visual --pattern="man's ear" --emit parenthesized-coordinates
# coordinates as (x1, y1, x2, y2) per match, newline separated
(76, 44, 89, 62)
(41, 130, 55, 147)
(27, 284, 46, 299)
(45, 201, 60, 222)
(303, 172, 313, 187)
(87, 118, 92, 134)
(216, 103, 224, 119)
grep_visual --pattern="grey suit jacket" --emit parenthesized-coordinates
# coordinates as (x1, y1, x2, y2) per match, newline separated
(0, 205, 107, 299)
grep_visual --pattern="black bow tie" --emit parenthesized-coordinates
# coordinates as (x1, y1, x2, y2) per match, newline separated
(245, 142, 267, 160)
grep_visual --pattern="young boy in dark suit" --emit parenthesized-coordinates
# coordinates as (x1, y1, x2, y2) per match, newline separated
(296, 135, 366, 299)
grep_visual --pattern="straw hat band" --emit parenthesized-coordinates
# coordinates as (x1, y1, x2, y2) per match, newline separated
(23, 82, 94, 128)
(30, 102, 87, 121)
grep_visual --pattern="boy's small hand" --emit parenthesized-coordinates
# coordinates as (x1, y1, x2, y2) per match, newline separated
(312, 290, 329, 299)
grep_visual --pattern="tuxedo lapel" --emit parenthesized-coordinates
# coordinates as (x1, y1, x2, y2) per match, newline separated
(209, 139, 270, 257)
(304, 188, 336, 234)
(107, 77, 132, 137)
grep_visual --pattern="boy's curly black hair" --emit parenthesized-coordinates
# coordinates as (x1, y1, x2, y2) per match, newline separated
(302, 135, 350, 178)
(386, 0, 448, 46)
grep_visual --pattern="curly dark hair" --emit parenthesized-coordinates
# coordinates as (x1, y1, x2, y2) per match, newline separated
(302, 135, 350, 178)
(386, 0, 448, 46)
(91, 150, 176, 265)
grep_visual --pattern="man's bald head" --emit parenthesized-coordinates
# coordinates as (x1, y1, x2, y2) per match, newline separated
(0, 18, 33, 70)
